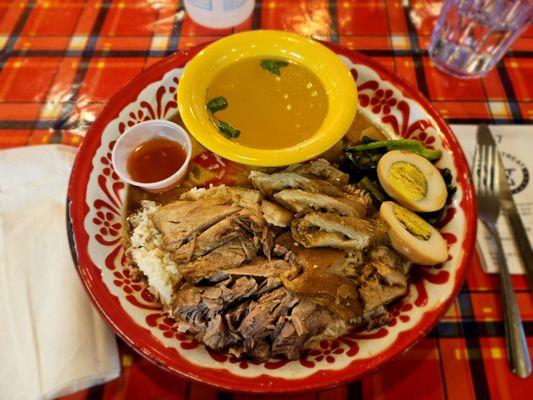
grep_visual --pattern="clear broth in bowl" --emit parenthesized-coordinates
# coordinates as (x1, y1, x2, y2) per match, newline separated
(206, 57, 328, 149)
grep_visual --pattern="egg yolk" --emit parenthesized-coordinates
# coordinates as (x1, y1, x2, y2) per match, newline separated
(388, 161, 427, 202)
(392, 204, 432, 241)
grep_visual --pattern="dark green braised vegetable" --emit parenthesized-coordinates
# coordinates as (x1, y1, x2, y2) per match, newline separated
(340, 136, 384, 182)
(358, 176, 387, 203)
(345, 139, 442, 161)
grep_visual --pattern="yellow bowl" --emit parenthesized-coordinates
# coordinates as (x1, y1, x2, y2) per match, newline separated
(177, 30, 357, 167)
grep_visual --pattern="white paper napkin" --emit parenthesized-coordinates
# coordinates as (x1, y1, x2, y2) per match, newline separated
(0, 145, 120, 400)
(451, 125, 533, 275)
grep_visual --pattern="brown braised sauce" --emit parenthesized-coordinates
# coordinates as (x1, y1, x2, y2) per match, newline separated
(127, 137, 186, 184)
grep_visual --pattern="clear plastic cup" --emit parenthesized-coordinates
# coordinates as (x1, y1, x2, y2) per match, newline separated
(429, 0, 532, 79)
(184, 0, 255, 29)
(112, 120, 192, 192)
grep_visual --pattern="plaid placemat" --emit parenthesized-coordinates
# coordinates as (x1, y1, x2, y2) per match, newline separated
(0, 1, 531, 399)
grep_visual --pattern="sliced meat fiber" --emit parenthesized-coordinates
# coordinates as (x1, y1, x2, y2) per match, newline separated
(173, 259, 290, 326)
(180, 185, 263, 213)
(284, 158, 349, 185)
(171, 208, 264, 263)
(272, 301, 315, 359)
(271, 320, 302, 360)
(201, 315, 242, 352)
(291, 212, 388, 251)
(357, 261, 408, 314)
(237, 288, 298, 359)
(226, 302, 249, 333)
(272, 301, 332, 360)
(369, 245, 412, 275)
(173, 274, 270, 332)
(152, 200, 241, 251)
(177, 239, 251, 283)
(289, 301, 319, 336)
(281, 266, 363, 321)
(220, 258, 291, 278)
(273, 189, 368, 217)
(250, 170, 345, 197)
(172, 284, 226, 331)
(260, 200, 293, 227)
(287, 246, 347, 275)
(306, 308, 333, 334)
(247, 341, 271, 362)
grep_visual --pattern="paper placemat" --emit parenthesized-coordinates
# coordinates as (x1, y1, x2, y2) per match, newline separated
(451, 125, 532, 274)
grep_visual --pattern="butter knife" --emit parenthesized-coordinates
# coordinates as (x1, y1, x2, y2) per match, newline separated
(477, 125, 533, 292)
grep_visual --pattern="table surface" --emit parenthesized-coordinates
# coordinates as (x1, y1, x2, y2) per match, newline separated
(0, 0, 531, 399)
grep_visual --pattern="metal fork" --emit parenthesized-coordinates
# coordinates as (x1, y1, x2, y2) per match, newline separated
(474, 143, 532, 378)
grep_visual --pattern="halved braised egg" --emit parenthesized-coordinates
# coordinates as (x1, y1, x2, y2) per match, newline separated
(377, 150, 447, 212)
(380, 201, 448, 265)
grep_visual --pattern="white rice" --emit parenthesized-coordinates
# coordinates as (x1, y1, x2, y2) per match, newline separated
(128, 200, 180, 306)
(305, 319, 351, 349)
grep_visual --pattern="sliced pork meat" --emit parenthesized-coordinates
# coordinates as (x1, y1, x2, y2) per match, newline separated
(238, 287, 298, 360)
(271, 320, 303, 360)
(220, 258, 290, 278)
(238, 232, 259, 262)
(290, 301, 320, 336)
(271, 301, 332, 360)
(369, 245, 412, 275)
(243, 340, 269, 361)
(250, 170, 344, 197)
(152, 200, 241, 251)
(173, 268, 283, 333)
(260, 200, 293, 227)
(273, 189, 368, 217)
(201, 314, 242, 352)
(172, 284, 225, 331)
(180, 185, 263, 213)
(284, 158, 349, 186)
(281, 266, 363, 321)
(226, 302, 249, 334)
(171, 208, 264, 263)
(357, 261, 408, 314)
(171, 217, 238, 262)
(177, 239, 251, 282)
(291, 212, 388, 251)
(306, 307, 334, 334)
(288, 246, 346, 272)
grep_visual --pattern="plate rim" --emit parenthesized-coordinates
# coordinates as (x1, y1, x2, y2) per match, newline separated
(67, 41, 476, 394)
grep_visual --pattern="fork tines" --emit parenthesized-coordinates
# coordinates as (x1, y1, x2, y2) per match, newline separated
(473, 142, 501, 223)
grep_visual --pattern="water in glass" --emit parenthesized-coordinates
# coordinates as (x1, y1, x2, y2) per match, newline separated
(429, 0, 532, 78)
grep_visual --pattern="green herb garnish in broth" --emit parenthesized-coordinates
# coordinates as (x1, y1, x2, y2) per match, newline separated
(260, 59, 289, 76)
(218, 120, 241, 139)
(207, 96, 228, 113)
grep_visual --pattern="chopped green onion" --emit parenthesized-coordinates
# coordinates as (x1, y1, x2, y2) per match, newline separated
(218, 120, 240, 139)
(207, 96, 228, 113)
(346, 139, 442, 161)
(260, 59, 289, 76)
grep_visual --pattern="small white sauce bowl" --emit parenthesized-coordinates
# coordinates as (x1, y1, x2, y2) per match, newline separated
(112, 119, 192, 192)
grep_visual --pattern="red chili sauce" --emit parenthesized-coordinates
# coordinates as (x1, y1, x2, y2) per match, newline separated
(127, 137, 186, 183)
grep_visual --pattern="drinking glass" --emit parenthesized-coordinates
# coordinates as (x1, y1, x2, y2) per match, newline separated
(429, 0, 532, 79)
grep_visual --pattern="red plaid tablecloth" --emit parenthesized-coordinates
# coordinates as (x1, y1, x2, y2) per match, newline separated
(1, 0, 531, 399)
